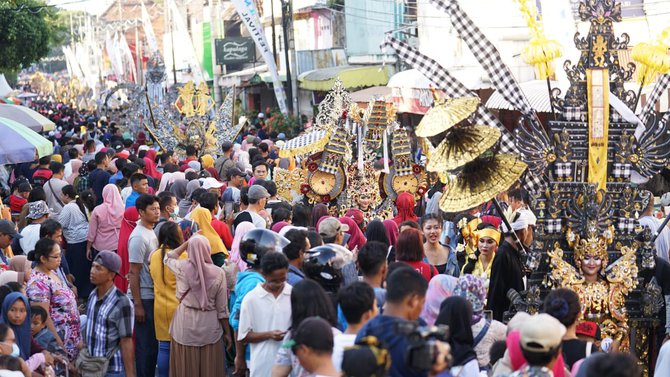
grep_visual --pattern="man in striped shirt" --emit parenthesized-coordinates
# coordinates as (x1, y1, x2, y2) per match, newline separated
(84, 251, 136, 377)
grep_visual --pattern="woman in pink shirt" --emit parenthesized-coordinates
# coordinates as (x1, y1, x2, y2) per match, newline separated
(86, 184, 124, 259)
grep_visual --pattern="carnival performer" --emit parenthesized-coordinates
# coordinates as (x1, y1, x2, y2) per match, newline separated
(461, 223, 501, 284)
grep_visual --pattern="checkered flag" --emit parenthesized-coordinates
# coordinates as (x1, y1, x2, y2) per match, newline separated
(381, 34, 544, 192)
(640, 73, 670, 125)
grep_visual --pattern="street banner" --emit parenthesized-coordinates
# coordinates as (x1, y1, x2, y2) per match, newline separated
(141, 0, 161, 58)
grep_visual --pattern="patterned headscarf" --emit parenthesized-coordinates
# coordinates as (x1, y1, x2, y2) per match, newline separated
(453, 274, 487, 324)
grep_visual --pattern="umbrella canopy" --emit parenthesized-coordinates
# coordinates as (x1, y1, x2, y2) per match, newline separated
(0, 104, 55, 132)
(0, 117, 53, 164)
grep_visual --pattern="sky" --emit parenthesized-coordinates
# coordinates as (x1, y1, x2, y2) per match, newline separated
(48, 0, 115, 16)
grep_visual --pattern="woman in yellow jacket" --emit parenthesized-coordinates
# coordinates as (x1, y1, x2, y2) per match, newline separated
(150, 221, 187, 377)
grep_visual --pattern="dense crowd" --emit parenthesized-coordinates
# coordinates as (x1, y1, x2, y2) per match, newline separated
(0, 102, 667, 377)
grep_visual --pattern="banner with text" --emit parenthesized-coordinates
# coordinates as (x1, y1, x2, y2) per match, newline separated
(231, 0, 288, 115)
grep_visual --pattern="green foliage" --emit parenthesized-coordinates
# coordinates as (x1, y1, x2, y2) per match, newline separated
(265, 110, 302, 139)
(0, 0, 63, 72)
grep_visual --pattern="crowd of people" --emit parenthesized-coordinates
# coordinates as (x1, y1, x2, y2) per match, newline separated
(0, 102, 667, 377)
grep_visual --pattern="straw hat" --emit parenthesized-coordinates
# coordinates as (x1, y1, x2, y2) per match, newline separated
(415, 96, 480, 137)
(426, 125, 501, 171)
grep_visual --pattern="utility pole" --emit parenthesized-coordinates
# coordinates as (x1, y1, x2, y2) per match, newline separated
(270, 0, 278, 64)
(281, 0, 293, 113)
(169, 2, 177, 85)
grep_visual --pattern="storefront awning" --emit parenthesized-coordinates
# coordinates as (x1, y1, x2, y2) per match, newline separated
(298, 65, 391, 91)
(219, 65, 268, 87)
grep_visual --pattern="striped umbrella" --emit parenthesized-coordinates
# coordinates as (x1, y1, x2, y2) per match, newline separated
(0, 117, 53, 164)
(0, 104, 55, 132)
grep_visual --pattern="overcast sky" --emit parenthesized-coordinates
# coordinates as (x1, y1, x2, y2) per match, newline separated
(48, 0, 115, 16)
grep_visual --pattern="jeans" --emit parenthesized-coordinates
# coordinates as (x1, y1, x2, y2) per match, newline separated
(157, 341, 170, 377)
(135, 299, 158, 377)
(106, 372, 126, 377)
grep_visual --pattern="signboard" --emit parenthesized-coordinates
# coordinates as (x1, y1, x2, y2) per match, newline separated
(215, 37, 255, 65)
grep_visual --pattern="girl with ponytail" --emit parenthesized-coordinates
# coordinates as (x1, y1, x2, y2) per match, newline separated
(58, 185, 94, 298)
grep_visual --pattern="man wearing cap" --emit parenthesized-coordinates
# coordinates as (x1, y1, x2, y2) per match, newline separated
(215, 141, 236, 182)
(85, 251, 136, 377)
(503, 314, 565, 377)
(487, 210, 532, 321)
(19, 201, 50, 254)
(318, 217, 348, 245)
(201, 177, 224, 195)
(239, 185, 270, 229)
(0, 220, 21, 264)
(224, 167, 246, 205)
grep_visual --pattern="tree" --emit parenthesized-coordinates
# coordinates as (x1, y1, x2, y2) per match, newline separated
(0, 0, 65, 73)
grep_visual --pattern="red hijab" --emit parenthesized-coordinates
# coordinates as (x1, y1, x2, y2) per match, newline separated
(115, 207, 139, 293)
(393, 192, 418, 225)
(143, 149, 162, 181)
(383, 219, 399, 247)
(339, 216, 366, 251)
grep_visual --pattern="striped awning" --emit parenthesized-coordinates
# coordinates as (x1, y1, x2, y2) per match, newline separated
(486, 80, 566, 112)
(279, 130, 330, 158)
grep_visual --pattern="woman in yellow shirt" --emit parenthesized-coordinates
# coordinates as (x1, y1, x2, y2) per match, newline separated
(461, 224, 500, 287)
(150, 221, 186, 377)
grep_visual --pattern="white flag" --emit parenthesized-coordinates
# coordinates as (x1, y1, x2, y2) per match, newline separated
(141, 0, 160, 57)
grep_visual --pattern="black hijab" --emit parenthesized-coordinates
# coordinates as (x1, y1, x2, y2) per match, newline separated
(435, 296, 477, 367)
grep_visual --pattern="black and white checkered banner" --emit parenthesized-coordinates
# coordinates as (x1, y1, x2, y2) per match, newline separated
(640, 73, 670, 125)
(381, 34, 544, 192)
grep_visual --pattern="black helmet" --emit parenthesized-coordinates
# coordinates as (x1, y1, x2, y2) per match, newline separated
(303, 244, 353, 293)
(240, 228, 290, 268)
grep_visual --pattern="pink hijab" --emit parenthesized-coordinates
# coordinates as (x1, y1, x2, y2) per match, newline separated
(383, 220, 399, 247)
(507, 330, 566, 377)
(231, 222, 255, 272)
(339, 216, 366, 251)
(93, 184, 125, 230)
(66, 159, 83, 185)
(182, 235, 224, 310)
(421, 275, 459, 326)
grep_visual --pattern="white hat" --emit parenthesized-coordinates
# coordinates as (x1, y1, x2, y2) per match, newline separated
(502, 209, 535, 232)
(201, 177, 224, 190)
(520, 314, 566, 353)
(257, 112, 265, 119)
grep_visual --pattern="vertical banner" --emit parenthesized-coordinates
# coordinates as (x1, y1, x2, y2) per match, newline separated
(141, 0, 160, 57)
(167, 0, 207, 83)
(587, 69, 609, 190)
(231, 0, 288, 115)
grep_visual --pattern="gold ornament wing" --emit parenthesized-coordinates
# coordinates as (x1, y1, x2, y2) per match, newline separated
(547, 244, 584, 287)
(605, 245, 639, 295)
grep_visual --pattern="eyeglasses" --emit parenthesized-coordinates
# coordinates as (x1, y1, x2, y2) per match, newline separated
(48, 255, 61, 260)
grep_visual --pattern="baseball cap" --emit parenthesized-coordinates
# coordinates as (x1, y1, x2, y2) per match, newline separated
(26, 201, 50, 220)
(201, 177, 224, 190)
(318, 217, 349, 239)
(0, 220, 22, 240)
(248, 185, 270, 200)
(290, 317, 334, 353)
(257, 112, 265, 119)
(94, 250, 122, 275)
(115, 150, 130, 159)
(575, 321, 601, 340)
(277, 133, 286, 140)
(227, 167, 245, 180)
(520, 313, 566, 353)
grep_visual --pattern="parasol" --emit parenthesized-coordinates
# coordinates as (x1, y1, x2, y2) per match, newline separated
(415, 96, 480, 137)
(0, 104, 55, 132)
(279, 130, 330, 158)
(439, 154, 527, 212)
(426, 125, 501, 171)
(0, 117, 53, 164)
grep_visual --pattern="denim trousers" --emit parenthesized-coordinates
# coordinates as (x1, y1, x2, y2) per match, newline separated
(157, 340, 170, 377)
(135, 299, 158, 377)
(106, 371, 125, 377)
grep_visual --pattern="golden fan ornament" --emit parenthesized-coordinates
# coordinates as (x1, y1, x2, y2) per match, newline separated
(632, 27, 670, 85)
(426, 125, 501, 172)
(415, 96, 480, 137)
(439, 154, 527, 212)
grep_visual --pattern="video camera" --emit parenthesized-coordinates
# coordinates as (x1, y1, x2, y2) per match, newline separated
(503, 289, 529, 322)
(395, 321, 451, 371)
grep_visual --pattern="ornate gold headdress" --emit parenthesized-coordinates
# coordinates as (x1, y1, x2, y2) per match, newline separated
(572, 236, 608, 269)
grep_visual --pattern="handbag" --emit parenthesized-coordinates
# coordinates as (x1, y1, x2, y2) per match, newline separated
(75, 345, 119, 377)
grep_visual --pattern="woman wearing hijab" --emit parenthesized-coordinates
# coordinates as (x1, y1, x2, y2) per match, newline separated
(229, 221, 254, 274)
(201, 154, 220, 180)
(8, 256, 31, 286)
(0, 293, 32, 360)
(165, 235, 231, 377)
(170, 178, 188, 204)
(311, 204, 329, 228)
(190, 207, 228, 267)
(383, 219, 400, 262)
(65, 159, 82, 185)
(179, 180, 201, 218)
(87, 184, 124, 259)
(115, 207, 139, 293)
(453, 274, 507, 369)
(435, 296, 479, 377)
(421, 275, 458, 326)
(393, 192, 418, 226)
(144, 150, 163, 182)
(338, 216, 366, 251)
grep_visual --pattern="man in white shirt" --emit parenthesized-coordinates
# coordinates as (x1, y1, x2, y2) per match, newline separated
(238, 252, 292, 377)
(333, 282, 378, 371)
(239, 185, 270, 229)
(63, 148, 80, 179)
(43, 162, 68, 216)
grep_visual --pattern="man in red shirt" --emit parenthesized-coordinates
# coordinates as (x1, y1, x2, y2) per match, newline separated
(199, 192, 233, 249)
(31, 156, 53, 186)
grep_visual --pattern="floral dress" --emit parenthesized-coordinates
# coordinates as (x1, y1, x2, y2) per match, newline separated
(27, 270, 81, 361)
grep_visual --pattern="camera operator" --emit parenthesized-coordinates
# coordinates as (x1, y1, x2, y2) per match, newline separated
(356, 265, 452, 376)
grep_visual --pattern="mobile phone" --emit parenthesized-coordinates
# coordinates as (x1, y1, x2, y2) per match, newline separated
(224, 202, 234, 218)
